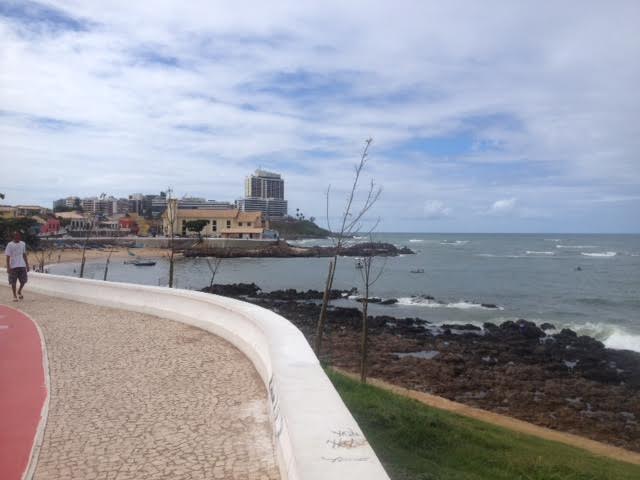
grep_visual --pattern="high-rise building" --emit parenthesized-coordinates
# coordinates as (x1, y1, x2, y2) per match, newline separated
(245, 170, 285, 200)
(239, 169, 287, 218)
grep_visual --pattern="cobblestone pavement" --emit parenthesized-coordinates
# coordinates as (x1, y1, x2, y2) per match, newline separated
(1, 288, 280, 480)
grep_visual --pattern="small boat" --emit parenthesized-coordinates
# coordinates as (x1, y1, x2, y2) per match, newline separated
(410, 268, 425, 274)
(355, 258, 364, 269)
(125, 258, 156, 266)
(132, 259, 156, 266)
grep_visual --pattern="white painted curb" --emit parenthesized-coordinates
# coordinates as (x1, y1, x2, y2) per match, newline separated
(6, 271, 390, 480)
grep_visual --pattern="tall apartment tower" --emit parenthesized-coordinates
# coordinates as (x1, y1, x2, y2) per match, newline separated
(237, 169, 288, 218)
(245, 169, 285, 199)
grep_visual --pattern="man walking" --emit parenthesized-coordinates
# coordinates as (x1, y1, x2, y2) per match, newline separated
(5, 231, 29, 301)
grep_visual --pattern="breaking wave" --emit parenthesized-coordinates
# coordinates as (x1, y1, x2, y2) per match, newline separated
(556, 245, 598, 249)
(525, 251, 555, 255)
(397, 297, 503, 310)
(440, 240, 469, 246)
(604, 330, 640, 352)
(409, 239, 424, 243)
(565, 322, 640, 353)
(581, 251, 617, 257)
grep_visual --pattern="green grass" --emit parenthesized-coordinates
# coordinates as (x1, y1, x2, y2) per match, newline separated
(327, 369, 640, 480)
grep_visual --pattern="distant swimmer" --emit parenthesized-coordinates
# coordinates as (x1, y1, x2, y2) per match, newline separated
(575, 266, 582, 271)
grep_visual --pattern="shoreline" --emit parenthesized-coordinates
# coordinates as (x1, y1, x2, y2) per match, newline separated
(27, 247, 169, 269)
(201, 283, 640, 454)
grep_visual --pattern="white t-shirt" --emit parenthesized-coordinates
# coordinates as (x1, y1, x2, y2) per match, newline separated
(5, 241, 27, 269)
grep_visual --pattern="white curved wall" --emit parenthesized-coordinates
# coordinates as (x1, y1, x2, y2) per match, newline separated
(7, 271, 390, 480)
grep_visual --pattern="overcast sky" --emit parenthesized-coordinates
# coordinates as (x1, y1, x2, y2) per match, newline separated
(1, 1, 639, 232)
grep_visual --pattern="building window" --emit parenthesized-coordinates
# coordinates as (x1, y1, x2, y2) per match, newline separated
(211, 220, 217, 232)
(247, 222, 251, 227)
(239, 222, 243, 227)
(226, 220, 231, 229)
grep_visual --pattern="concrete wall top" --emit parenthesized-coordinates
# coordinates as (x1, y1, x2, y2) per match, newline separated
(6, 270, 390, 480)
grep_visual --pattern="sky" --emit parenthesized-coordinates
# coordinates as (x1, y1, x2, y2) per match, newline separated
(1, 0, 639, 233)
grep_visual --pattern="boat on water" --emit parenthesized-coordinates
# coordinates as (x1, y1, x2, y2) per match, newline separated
(355, 258, 364, 269)
(124, 258, 156, 266)
(410, 268, 425, 274)
(133, 259, 156, 266)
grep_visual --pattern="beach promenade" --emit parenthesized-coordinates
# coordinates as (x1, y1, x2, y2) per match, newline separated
(0, 288, 280, 480)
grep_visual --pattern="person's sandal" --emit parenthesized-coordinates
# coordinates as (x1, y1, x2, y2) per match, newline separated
(13, 298, 19, 302)
(18, 294, 24, 300)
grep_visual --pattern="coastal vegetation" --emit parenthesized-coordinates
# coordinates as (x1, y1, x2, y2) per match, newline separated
(328, 369, 640, 480)
(268, 217, 332, 239)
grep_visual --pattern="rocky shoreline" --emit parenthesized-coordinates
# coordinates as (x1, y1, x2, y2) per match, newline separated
(202, 283, 640, 453)
(184, 241, 414, 258)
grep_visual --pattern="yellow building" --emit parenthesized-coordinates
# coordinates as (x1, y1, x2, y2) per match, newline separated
(0, 205, 16, 219)
(163, 207, 264, 239)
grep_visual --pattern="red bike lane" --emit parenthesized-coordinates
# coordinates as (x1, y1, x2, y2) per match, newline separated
(0, 305, 47, 480)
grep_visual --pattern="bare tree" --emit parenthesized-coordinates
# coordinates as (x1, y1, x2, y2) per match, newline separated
(165, 188, 178, 288)
(33, 239, 58, 272)
(314, 138, 382, 356)
(205, 256, 224, 289)
(102, 246, 115, 281)
(358, 241, 386, 383)
(79, 214, 95, 278)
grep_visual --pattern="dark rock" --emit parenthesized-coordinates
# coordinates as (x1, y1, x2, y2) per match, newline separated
(356, 297, 382, 303)
(442, 323, 482, 331)
(540, 323, 556, 330)
(379, 298, 398, 305)
(556, 328, 578, 339)
(481, 303, 499, 309)
(516, 319, 545, 339)
(201, 283, 260, 297)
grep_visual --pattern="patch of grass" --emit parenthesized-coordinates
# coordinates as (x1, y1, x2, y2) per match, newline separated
(327, 369, 640, 480)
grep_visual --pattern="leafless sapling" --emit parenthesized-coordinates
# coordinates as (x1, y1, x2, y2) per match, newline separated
(358, 238, 386, 383)
(314, 138, 382, 356)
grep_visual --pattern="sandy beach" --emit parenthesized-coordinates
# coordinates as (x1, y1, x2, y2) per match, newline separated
(27, 247, 169, 268)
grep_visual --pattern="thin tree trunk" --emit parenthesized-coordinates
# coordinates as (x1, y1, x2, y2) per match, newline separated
(168, 249, 175, 288)
(79, 241, 87, 278)
(314, 258, 336, 355)
(360, 283, 369, 383)
(103, 249, 113, 281)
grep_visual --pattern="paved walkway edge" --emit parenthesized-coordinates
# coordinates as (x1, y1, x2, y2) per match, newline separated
(1, 271, 391, 480)
(23, 312, 51, 480)
(0, 306, 49, 480)
(333, 367, 640, 466)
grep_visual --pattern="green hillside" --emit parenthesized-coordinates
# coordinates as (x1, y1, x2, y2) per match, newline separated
(269, 218, 332, 239)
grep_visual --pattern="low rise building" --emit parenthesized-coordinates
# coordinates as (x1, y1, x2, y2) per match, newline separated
(41, 218, 62, 235)
(15, 205, 50, 217)
(163, 205, 264, 239)
(236, 197, 288, 218)
(0, 205, 16, 219)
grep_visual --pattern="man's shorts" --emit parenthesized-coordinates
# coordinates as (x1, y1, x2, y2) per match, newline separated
(8, 267, 28, 286)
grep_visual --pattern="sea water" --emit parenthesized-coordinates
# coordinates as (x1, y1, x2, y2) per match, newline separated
(49, 233, 640, 352)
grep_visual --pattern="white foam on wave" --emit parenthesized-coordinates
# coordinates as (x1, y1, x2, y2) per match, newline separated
(604, 330, 640, 352)
(581, 251, 617, 257)
(544, 238, 561, 242)
(556, 245, 598, 249)
(564, 322, 640, 353)
(440, 240, 469, 246)
(409, 239, 424, 243)
(525, 251, 555, 255)
(397, 297, 503, 310)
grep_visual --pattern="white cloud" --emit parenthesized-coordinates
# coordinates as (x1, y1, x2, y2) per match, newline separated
(424, 200, 451, 219)
(0, 1, 639, 232)
(489, 197, 517, 215)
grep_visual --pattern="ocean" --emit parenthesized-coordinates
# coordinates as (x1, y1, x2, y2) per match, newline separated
(48, 233, 640, 352)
